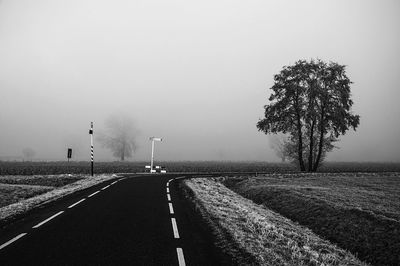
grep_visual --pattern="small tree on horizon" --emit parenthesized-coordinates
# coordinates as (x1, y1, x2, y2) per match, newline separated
(22, 147, 36, 161)
(268, 133, 290, 162)
(98, 114, 138, 161)
(257, 59, 360, 172)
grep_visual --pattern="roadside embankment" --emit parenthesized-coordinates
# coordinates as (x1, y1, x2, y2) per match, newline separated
(224, 173, 400, 266)
(0, 174, 117, 225)
(183, 178, 366, 266)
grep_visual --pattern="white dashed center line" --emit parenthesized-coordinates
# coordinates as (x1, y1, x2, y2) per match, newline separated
(32, 211, 64, 229)
(176, 248, 186, 266)
(171, 218, 180, 239)
(0, 177, 126, 252)
(168, 203, 174, 214)
(167, 177, 188, 265)
(88, 190, 100, 198)
(68, 198, 86, 209)
(0, 233, 27, 250)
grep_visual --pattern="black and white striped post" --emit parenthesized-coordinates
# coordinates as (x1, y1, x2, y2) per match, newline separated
(89, 122, 94, 176)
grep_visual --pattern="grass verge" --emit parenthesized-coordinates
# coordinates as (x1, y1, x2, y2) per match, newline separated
(224, 173, 400, 265)
(0, 174, 117, 225)
(0, 184, 53, 208)
(0, 175, 83, 187)
(183, 178, 366, 266)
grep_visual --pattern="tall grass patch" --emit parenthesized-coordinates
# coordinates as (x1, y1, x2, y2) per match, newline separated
(0, 184, 53, 208)
(224, 173, 400, 265)
(184, 178, 365, 265)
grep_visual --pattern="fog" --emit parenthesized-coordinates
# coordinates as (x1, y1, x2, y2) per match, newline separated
(1, 0, 399, 162)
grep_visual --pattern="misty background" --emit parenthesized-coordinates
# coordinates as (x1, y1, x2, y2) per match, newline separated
(1, 0, 399, 162)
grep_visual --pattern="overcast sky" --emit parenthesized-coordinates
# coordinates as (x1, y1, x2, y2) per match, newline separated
(1, 0, 399, 162)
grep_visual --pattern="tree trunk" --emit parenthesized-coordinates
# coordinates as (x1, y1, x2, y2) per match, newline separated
(308, 120, 315, 172)
(313, 107, 325, 171)
(294, 90, 305, 171)
(296, 116, 306, 171)
(121, 143, 125, 161)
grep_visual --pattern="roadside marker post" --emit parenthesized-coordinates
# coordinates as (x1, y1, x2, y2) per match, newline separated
(89, 122, 94, 176)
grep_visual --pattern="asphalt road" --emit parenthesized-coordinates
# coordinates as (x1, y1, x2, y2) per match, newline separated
(0, 174, 221, 265)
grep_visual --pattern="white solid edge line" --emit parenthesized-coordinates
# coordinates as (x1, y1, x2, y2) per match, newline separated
(101, 185, 110, 190)
(32, 211, 64, 229)
(176, 248, 186, 266)
(166, 187, 169, 193)
(169, 203, 174, 214)
(171, 218, 180, 239)
(0, 233, 27, 250)
(88, 190, 100, 198)
(68, 198, 86, 209)
(167, 194, 171, 201)
(111, 181, 118, 185)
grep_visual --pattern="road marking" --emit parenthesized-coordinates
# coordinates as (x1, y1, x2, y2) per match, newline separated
(171, 218, 180, 238)
(68, 198, 86, 209)
(167, 194, 171, 201)
(88, 190, 100, 198)
(111, 181, 118, 185)
(0, 233, 27, 250)
(169, 203, 174, 214)
(166, 187, 169, 193)
(166, 183, 169, 187)
(176, 248, 186, 266)
(101, 185, 110, 190)
(32, 211, 64, 229)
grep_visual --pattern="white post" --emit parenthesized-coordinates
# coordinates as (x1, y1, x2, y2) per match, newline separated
(149, 137, 162, 173)
(150, 139, 155, 172)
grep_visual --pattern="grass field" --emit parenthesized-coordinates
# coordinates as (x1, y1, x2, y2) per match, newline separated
(0, 184, 53, 208)
(1, 161, 400, 175)
(183, 178, 366, 265)
(224, 173, 400, 265)
(0, 175, 85, 208)
(0, 174, 116, 224)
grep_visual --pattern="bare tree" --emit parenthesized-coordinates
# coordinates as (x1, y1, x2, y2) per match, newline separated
(22, 147, 36, 161)
(98, 114, 138, 161)
(268, 133, 289, 162)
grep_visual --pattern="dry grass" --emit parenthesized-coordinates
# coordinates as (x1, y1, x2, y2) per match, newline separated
(0, 184, 53, 208)
(224, 173, 400, 265)
(0, 175, 83, 187)
(0, 174, 117, 224)
(184, 178, 366, 266)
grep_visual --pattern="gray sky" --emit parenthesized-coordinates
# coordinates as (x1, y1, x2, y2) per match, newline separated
(1, 0, 399, 162)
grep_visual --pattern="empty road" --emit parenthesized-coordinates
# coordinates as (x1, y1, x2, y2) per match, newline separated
(0, 174, 221, 265)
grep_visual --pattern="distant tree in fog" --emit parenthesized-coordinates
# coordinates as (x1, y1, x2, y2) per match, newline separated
(98, 114, 138, 161)
(268, 133, 289, 162)
(257, 59, 360, 172)
(22, 147, 35, 161)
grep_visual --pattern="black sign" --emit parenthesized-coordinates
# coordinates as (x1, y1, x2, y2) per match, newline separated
(67, 148, 72, 159)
